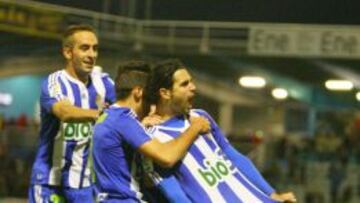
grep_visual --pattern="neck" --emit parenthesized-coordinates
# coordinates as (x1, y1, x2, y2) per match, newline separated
(116, 99, 139, 115)
(156, 102, 179, 121)
(65, 64, 89, 84)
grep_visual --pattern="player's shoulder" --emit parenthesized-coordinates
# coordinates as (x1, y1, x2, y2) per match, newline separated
(107, 107, 137, 124)
(44, 70, 63, 81)
(190, 108, 210, 117)
(41, 70, 63, 89)
(91, 66, 111, 78)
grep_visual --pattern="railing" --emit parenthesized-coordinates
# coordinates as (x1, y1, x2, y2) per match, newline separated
(2, 0, 360, 58)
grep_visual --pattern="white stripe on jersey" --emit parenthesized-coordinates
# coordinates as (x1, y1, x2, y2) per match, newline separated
(48, 131, 64, 185)
(69, 141, 87, 188)
(91, 71, 106, 105)
(48, 71, 64, 101)
(34, 184, 43, 203)
(130, 156, 146, 202)
(60, 72, 75, 104)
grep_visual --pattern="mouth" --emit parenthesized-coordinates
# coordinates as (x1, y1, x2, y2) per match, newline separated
(83, 60, 94, 67)
(83, 62, 93, 67)
(187, 95, 194, 108)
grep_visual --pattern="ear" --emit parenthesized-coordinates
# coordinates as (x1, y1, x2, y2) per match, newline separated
(133, 87, 143, 102)
(159, 88, 171, 100)
(63, 47, 72, 60)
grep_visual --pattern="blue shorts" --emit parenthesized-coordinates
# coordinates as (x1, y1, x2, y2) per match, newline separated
(28, 184, 94, 203)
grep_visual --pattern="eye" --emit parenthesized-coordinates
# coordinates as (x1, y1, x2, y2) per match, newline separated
(181, 80, 189, 87)
(80, 45, 90, 51)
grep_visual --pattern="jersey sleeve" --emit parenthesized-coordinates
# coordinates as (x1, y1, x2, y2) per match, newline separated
(102, 74, 116, 104)
(223, 144, 275, 195)
(40, 74, 66, 113)
(118, 117, 152, 149)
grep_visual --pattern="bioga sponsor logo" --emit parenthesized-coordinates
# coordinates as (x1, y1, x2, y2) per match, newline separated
(198, 158, 235, 187)
(62, 122, 92, 141)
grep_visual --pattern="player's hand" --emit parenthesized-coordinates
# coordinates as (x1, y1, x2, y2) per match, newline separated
(101, 102, 110, 110)
(57, 99, 72, 106)
(142, 115, 163, 127)
(189, 116, 210, 134)
(270, 192, 297, 202)
(141, 105, 162, 127)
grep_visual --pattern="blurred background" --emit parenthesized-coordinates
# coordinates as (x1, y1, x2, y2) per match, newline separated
(0, 0, 360, 202)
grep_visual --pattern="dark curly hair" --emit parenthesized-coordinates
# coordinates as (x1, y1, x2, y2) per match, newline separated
(145, 59, 186, 105)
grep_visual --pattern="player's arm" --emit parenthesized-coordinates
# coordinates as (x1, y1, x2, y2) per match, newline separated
(41, 75, 101, 123)
(52, 99, 100, 122)
(138, 116, 210, 168)
(157, 175, 191, 203)
(223, 143, 297, 202)
(223, 145, 275, 195)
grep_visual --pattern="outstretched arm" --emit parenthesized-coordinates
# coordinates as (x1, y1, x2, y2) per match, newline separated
(223, 145, 275, 195)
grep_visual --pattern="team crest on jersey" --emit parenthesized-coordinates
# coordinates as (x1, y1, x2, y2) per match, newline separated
(61, 122, 92, 141)
(49, 82, 62, 98)
(198, 149, 236, 187)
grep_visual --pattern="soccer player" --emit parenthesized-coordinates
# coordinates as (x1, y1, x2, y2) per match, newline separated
(29, 24, 116, 203)
(92, 61, 210, 203)
(144, 59, 297, 203)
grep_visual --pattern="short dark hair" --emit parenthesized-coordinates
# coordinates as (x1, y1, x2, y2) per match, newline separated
(62, 24, 96, 48)
(115, 60, 151, 100)
(145, 59, 186, 104)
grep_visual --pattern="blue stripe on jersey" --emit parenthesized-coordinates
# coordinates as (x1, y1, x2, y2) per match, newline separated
(218, 182, 243, 203)
(58, 77, 68, 97)
(177, 164, 213, 203)
(88, 82, 99, 109)
(37, 114, 59, 183)
(202, 134, 218, 151)
(62, 141, 77, 186)
(187, 143, 208, 168)
(158, 129, 180, 139)
(233, 173, 276, 203)
(79, 142, 91, 188)
(200, 135, 238, 171)
(157, 128, 208, 169)
(102, 76, 116, 104)
(69, 82, 81, 107)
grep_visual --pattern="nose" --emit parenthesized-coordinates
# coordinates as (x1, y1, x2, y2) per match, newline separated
(190, 82, 196, 92)
(88, 48, 97, 58)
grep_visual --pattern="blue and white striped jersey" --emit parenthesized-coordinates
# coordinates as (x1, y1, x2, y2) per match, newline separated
(92, 105, 151, 202)
(147, 109, 277, 203)
(30, 69, 116, 188)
